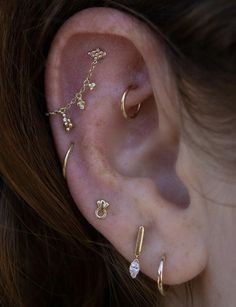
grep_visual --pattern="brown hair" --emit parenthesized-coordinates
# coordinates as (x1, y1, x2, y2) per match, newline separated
(0, 1, 235, 306)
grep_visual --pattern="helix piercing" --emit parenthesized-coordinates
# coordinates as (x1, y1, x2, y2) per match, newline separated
(157, 255, 166, 296)
(121, 86, 141, 120)
(62, 143, 74, 178)
(46, 48, 107, 132)
(95, 199, 110, 219)
(129, 225, 145, 278)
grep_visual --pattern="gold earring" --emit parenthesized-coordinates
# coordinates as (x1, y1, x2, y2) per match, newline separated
(46, 48, 107, 132)
(63, 143, 74, 178)
(157, 255, 166, 296)
(121, 87, 141, 120)
(95, 199, 110, 219)
(129, 226, 145, 278)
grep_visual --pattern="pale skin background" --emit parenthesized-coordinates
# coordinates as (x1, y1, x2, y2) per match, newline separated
(45, 7, 236, 307)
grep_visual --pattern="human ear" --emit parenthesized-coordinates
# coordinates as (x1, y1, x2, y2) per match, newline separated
(45, 7, 208, 285)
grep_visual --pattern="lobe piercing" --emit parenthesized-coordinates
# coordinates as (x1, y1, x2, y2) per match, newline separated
(121, 86, 141, 120)
(157, 255, 166, 296)
(129, 225, 145, 278)
(46, 48, 107, 132)
(95, 199, 110, 219)
(63, 143, 74, 178)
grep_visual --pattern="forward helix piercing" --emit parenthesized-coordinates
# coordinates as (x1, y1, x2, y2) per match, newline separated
(46, 48, 107, 132)
(129, 225, 145, 278)
(95, 199, 110, 219)
(63, 143, 74, 178)
(121, 86, 141, 120)
(157, 255, 166, 296)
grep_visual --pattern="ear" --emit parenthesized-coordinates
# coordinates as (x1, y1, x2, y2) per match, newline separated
(45, 7, 208, 285)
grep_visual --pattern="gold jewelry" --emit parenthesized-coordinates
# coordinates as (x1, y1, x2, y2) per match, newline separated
(95, 199, 110, 219)
(121, 87, 141, 119)
(157, 255, 166, 296)
(63, 143, 74, 178)
(46, 48, 107, 132)
(129, 226, 145, 278)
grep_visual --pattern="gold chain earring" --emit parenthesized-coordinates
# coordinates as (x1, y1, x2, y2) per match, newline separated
(46, 48, 107, 132)
(63, 143, 74, 178)
(121, 86, 141, 120)
(129, 226, 145, 278)
(157, 255, 166, 296)
(95, 199, 110, 219)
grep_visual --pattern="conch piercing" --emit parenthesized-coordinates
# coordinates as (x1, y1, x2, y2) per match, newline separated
(95, 199, 110, 219)
(63, 143, 74, 178)
(121, 86, 141, 120)
(157, 255, 166, 296)
(129, 225, 145, 278)
(46, 48, 107, 132)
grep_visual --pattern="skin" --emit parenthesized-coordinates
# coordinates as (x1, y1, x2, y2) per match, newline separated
(45, 7, 236, 307)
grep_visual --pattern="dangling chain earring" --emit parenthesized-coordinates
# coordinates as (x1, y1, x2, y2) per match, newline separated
(46, 48, 107, 132)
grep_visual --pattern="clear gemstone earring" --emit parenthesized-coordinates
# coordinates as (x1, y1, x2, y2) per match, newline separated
(129, 226, 145, 278)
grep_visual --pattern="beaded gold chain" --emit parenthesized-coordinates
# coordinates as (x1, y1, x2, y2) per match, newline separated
(46, 48, 107, 132)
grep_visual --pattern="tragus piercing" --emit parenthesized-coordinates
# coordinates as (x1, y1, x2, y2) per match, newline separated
(129, 225, 145, 278)
(46, 48, 107, 132)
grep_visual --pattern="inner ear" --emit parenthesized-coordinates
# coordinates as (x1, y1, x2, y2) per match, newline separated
(108, 94, 190, 209)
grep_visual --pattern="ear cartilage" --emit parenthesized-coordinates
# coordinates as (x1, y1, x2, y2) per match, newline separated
(46, 48, 107, 132)
(95, 199, 110, 219)
(129, 226, 145, 278)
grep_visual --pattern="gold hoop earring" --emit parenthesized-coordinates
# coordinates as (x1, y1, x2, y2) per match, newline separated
(121, 87, 141, 119)
(157, 255, 166, 296)
(63, 143, 74, 178)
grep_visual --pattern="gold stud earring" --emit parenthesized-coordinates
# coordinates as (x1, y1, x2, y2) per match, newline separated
(46, 48, 107, 132)
(129, 226, 145, 278)
(157, 255, 166, 296)
(95, 199, 110, 219)
(63, 143, 74, 178)
(121, 86, 141, 120)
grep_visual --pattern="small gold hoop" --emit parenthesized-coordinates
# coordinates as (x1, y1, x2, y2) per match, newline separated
(95, 200, 110, 219)
(121, 87, 141, 119)
(63, 143, 74, 178)
(157, 255, 166, 296)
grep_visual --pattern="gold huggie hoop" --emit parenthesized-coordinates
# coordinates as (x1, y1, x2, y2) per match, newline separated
(121, 87, 141, 120)
(63, 143, 74, 178)
(95, 199, 110, 219)
(129, 226, 145, 278)
(157, 255, 166, 296)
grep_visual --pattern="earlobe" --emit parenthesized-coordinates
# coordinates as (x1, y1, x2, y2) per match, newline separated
(45, 7, 208, 287)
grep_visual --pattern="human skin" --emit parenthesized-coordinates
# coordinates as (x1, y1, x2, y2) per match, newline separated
(45, 7, 236, 307)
